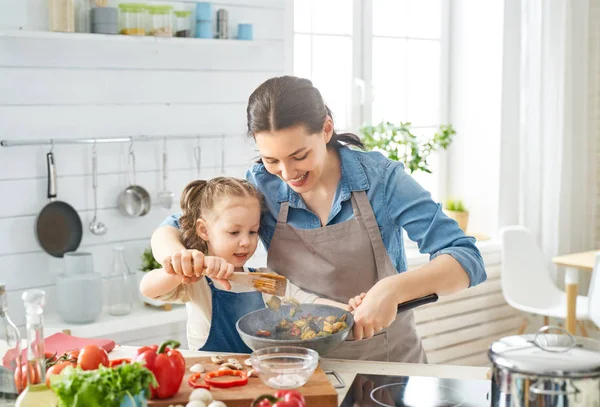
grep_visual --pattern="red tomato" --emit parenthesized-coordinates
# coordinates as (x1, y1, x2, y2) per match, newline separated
(44, 351, 57, 363)
(77, 345, 109, 371)
(45, 361, 74, 386)
(13, 362, 41, 393)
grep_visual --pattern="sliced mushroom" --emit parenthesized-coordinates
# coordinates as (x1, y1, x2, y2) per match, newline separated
(244, 358, 252, 367)
(211, 355, 225, 364)
(220, 362, 243, 370)
(227, 358, 241, 365)
(189, 363, 205, 373)
(247, 368, 257, 377)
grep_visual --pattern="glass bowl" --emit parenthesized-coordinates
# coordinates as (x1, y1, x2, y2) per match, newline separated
(250, 346, 319, 390)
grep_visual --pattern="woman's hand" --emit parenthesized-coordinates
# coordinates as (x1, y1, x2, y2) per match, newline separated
(352, 277, 399, 340)
(163, 249, 234, 289)
(348, 292, 366, 311)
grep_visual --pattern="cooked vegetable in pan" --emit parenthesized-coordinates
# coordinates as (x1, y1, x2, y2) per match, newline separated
(256, 313, 348, 340)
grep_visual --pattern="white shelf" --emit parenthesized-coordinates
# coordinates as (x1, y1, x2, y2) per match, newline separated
(0, 29, 281, 46)
(44, 303, 187, 339)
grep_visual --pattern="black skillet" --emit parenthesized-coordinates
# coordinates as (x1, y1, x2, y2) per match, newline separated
(236, 293, 438, 356)
(35, 152, 83, 258)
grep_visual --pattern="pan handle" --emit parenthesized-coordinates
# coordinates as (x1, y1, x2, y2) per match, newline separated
(396, 293, 438, 314)
(47, 152, 57, 200)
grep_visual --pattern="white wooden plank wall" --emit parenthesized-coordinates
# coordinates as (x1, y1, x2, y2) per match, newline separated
(0, 0, 284, 347)
(414, 253, 520, 367)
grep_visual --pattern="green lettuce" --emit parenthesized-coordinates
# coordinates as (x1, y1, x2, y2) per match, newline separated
(49, 362, 157, 407)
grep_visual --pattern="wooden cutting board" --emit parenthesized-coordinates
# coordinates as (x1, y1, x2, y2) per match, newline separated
(148, 355, 338, 407)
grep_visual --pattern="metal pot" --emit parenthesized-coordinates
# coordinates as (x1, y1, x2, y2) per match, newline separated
(118, 145, 151, 217)
(489, 326, 600, 406)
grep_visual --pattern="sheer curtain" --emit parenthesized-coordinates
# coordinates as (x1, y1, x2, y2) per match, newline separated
(499, 0, 597, 270)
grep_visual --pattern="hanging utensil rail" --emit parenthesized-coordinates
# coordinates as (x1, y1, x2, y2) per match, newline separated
(0, 133, 227, 147)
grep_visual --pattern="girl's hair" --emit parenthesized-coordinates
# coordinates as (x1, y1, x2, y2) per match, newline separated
(179, 177, 264, 253)
(246, 76, 365, 151)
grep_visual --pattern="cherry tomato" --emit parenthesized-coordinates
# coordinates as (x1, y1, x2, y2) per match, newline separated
(13, 361, 40, 393)
(77, 345, 109, 371)
(67, 349, 80, 361)
(45, 361, 74, 386)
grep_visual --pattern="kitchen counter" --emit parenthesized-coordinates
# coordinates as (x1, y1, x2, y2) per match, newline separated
(110, 345, 490, 405)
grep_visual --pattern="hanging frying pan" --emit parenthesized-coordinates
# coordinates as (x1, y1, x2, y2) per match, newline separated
(35, 152, 83, 257)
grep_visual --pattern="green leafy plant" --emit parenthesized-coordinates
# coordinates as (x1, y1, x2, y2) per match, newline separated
(444, 199, 467, 213)
(359, 122, 456, 174)
(140, 247, 161, 272)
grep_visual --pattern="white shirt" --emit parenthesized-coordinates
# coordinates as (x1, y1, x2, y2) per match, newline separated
(155, 267, 319, 350)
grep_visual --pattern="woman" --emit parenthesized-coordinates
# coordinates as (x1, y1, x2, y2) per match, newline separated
(152, 76, 486, 363)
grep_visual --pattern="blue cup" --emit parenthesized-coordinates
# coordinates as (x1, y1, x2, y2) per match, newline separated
(195, 2, 212, 20)
(195, 20, 213, 38)
(237, 23, 253, 40)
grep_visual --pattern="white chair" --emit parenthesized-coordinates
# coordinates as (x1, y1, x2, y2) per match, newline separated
(500, 225, 590, 335)
(588, 253, 600, 328)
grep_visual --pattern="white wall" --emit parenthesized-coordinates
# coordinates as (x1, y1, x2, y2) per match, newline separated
(0, 0, 285, 345)
(446, 0, 504, 237)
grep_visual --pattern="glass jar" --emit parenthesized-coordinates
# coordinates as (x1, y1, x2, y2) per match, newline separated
(48, 0, 75, 32)
(174, 10, 192, 37)
(0, 284, 20, 405)
(104, 247, 134, 316)
(148, 5, 173, 37)
(118, 3, 145, 35)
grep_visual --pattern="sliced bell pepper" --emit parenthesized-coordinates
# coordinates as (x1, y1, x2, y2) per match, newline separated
(109, 358, 131, 367)
(188, 372, 211, 389)
(135, 340, 186, 399)
(203, 369, 248, 388)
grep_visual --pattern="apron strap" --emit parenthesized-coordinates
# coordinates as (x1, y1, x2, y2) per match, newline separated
(352, 190, 389, 278)
(349, 193, 360, 217)
(277, 201, 290, 224)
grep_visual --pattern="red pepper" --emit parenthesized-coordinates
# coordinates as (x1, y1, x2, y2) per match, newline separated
(135, 340, 185, 399)
(274, 390, 306, 407)
(252, 391, 305, 407)
(109, 358, 131, 368)
(188, 372, 211, 389)
(203, 369, 248, 388)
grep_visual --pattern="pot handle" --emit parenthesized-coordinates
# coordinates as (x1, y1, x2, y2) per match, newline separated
(529, 380, 580, 396)
(531, 326, 576, 353)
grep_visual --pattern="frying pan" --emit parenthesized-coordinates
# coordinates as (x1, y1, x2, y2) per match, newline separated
(35, 152, 83, 258)
(236, 293, 438, 356)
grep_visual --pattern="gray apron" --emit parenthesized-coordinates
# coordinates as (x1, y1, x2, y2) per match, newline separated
(267, 190, 427, 363)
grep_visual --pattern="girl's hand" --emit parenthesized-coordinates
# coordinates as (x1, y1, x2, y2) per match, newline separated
(202, 256, 234, 290)
(352, 277, 399, 340)
(163, 250, 234, 289)
(163, 249, 206, 282)
(348, 292, 366, 311)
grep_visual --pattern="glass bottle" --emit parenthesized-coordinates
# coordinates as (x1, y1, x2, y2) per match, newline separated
(174, 11, 192, 37)
(48, 0, 75, 32)
(15, 290, 57, 407)
(105, 247, 134, 316)
(0, 284, 20, 405)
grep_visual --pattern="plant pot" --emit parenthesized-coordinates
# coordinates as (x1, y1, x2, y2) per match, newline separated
(135, 270, 171, 309)
(444, 209, 469, 232)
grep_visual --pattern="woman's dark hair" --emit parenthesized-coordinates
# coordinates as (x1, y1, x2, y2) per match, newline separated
(246, 76, 365, 150)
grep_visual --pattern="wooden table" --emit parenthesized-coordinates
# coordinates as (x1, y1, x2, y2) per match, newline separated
(552, 250, 599, 335)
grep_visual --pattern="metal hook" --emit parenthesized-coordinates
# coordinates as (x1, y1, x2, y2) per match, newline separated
(92, 139, 97, 156)
(49, 139, 54, 153)
(163, 137, 167, 153)
(128, 137, 134, 154)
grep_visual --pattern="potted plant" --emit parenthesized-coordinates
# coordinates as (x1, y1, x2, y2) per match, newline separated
(359, 122, 456, 174)
(443, 199, 469, 232)
(137, 247, 172, 311)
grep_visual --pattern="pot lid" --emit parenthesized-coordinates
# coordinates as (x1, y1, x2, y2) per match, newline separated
(489, 327, 600, 377)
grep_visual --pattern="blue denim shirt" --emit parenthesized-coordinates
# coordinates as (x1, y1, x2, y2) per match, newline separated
(160, 147, 487, 287)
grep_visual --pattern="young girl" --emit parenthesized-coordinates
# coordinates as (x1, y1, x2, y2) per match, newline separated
(140, 177, 349, 353)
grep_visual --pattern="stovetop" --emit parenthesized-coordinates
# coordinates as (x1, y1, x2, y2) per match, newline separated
(340, 373, 491, 407)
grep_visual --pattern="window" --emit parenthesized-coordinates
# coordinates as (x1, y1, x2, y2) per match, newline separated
(292, 0, 447, 202)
